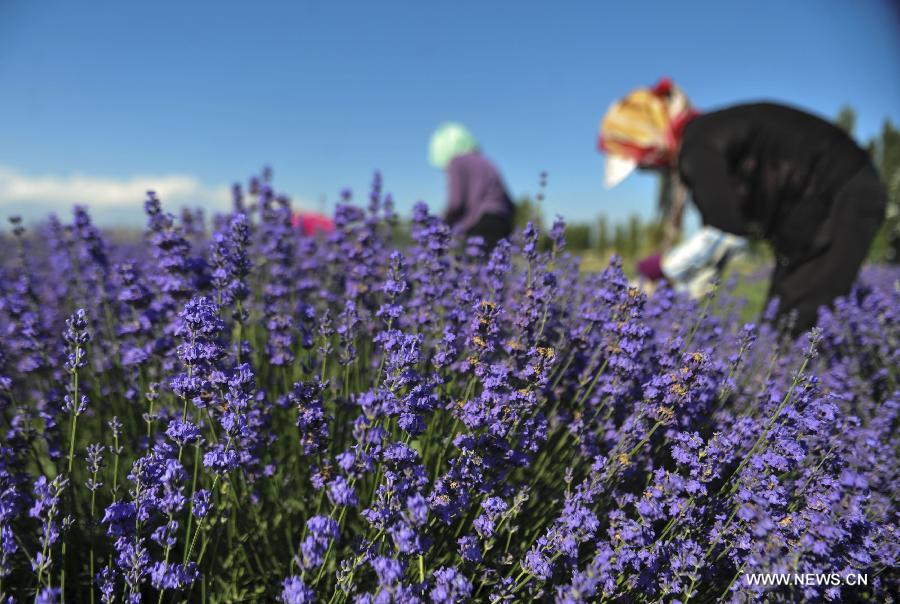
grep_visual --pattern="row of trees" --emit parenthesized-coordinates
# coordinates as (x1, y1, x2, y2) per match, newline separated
(514, 198, 663, 258)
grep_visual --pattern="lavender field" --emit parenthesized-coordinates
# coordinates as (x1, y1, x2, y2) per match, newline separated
(0, 173, 897, 603)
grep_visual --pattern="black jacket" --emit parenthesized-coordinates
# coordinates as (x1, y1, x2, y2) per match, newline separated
(677, 103, 870, 255)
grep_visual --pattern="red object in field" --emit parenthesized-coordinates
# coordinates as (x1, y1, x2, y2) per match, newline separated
(291, 212, 335, 236)
(636, 254, 665, 281)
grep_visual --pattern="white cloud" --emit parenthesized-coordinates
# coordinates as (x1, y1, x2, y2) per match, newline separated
(0, 165, 230, 209)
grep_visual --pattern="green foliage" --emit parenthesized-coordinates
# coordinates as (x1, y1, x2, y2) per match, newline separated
(514, 197, 544, 231)
(627, 215, 641, 257)
(563, 224, 591, 251)
(596, 216, 610, 253)
(835, 105, 857, 135)
(868, 119, 900, 263)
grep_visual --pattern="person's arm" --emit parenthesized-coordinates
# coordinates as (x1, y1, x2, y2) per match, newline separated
(660, 172, 689, 251)
(679, 144, 749, 237)
(444, 158, 466, 227)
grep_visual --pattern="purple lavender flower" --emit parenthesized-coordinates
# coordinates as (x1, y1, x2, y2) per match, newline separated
(165, 419, 202, 446)
(63, 308, 91, 373)
(457, 535, 481, 563)
(114, 261, 156, 369)
(203, 445, 239, 474)
(72, 205, 111, 301)
(473, 497, 507, 539)
(114, 536, 150, 600)
(35, 586, 61, 604)
(281, 575, 315, 603)
(148, 560, 199, 590)
(371, 555, 404, 587)
(30, 475, 67, 581)
(85, 443, 105, 492)
(298, 515, 339, 570)
(192, 489, 212, 519)
(96, 566, 116, 603)
(144, 191, 194, 300)
(284, 379, 330, 457)
(363, 442, 428, 530)
(430, 567, 472, 603)
(210, 213, 251, 319)
(327, 476, 358, 507)
(102, 501, 137, 538)
(258, 186, 299, 366)
(171, 296, 225, 406)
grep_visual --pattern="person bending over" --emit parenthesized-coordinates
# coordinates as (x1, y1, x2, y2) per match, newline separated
(429, 123, 514, 249)
(599, 78, 886, 334)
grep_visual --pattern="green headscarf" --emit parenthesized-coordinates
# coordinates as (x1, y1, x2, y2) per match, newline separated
(428, 122, 479, 169)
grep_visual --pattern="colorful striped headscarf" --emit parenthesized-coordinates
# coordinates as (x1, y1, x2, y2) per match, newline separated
(598, 78, 698, 188)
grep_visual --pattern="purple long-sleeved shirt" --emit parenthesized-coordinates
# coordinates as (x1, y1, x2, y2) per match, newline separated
(444, 151, 514, 233)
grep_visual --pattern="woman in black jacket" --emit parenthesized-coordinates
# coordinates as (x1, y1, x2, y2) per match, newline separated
(599, 79, 886, 334)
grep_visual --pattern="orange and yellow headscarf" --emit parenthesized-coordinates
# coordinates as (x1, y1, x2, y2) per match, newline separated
(598, 78, 698, 188)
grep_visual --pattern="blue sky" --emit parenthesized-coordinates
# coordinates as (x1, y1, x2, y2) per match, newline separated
(1, 0, 899, 226)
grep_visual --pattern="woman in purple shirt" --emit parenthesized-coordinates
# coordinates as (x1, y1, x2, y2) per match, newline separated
(429, 123, 515, 249)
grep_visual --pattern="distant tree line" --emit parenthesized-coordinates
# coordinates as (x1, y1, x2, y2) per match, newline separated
(514, 198, 664, 259)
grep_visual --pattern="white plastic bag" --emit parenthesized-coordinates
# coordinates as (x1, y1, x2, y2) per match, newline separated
(662, 226, 748, 297)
